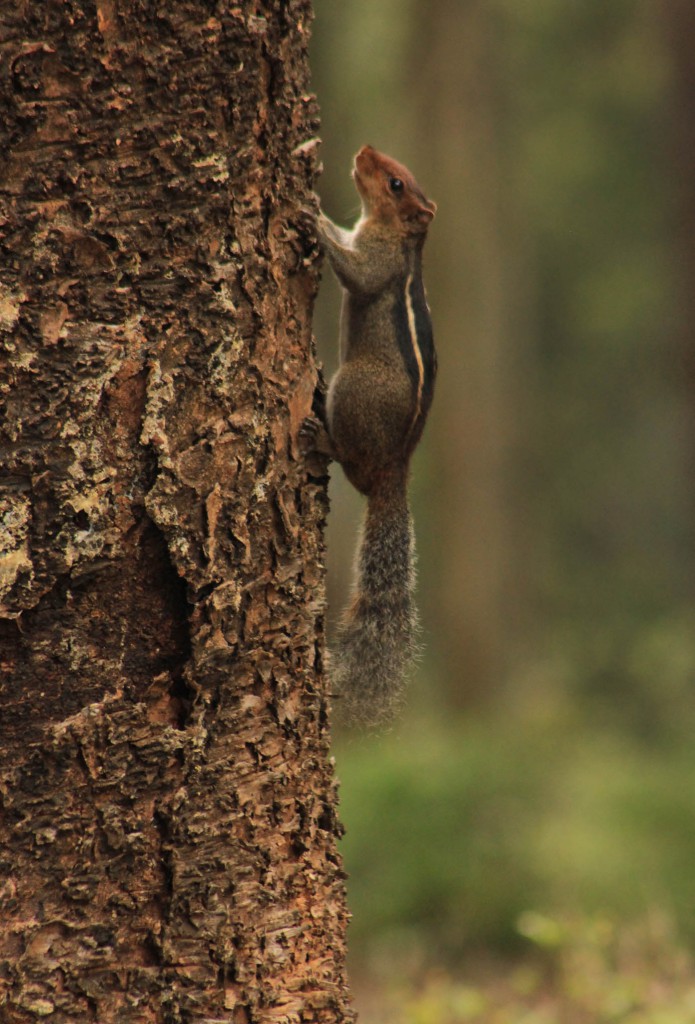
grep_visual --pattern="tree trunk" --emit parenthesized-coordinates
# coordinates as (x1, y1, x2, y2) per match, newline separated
(0, 2, 351, 1021)
(662, 0, 695, 505)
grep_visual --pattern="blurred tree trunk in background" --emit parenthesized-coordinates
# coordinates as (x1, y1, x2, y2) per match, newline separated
(311, 0, 528, 711)
(0, 1, 352, 1020)
(408, 0, 527, 706)
(663, 0, 695, 485)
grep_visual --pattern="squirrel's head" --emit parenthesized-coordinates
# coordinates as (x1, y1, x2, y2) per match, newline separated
(353, 145, 436, 238)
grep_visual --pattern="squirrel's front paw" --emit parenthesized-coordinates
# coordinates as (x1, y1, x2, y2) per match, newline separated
(300, 414, 334, 460)
(294, 206, 317, 237)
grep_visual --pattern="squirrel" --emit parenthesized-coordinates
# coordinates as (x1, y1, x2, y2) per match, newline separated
(314, 144, 437, 726)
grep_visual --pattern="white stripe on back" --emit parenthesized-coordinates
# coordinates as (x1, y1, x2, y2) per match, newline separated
(405, 271, 425, 432)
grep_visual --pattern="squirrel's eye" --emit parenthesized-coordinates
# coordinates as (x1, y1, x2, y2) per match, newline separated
(388, 177, 404, 194)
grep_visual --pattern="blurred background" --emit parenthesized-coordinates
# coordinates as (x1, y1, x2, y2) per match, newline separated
(311, 0, 695, 1018)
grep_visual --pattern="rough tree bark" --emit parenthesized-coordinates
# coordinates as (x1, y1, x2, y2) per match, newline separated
(0, 2, 352, 1021)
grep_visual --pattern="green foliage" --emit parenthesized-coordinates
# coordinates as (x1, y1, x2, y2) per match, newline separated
(339, 716, 695, 1017)
(339, 720, 542, 957)
(337, 714, 695, 965)
(360, 913, 695, 1023)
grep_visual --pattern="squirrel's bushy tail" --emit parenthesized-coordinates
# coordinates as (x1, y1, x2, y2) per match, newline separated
(332, 474, 419, 726)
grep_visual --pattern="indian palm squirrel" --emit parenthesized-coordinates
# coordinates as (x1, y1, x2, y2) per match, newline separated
(315, 144, 437, 726)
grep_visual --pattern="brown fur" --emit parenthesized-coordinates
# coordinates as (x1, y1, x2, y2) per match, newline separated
(318, 146, 436, 725)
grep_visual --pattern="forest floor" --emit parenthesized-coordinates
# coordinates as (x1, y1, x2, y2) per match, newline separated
(351, 912, 695, 1024)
